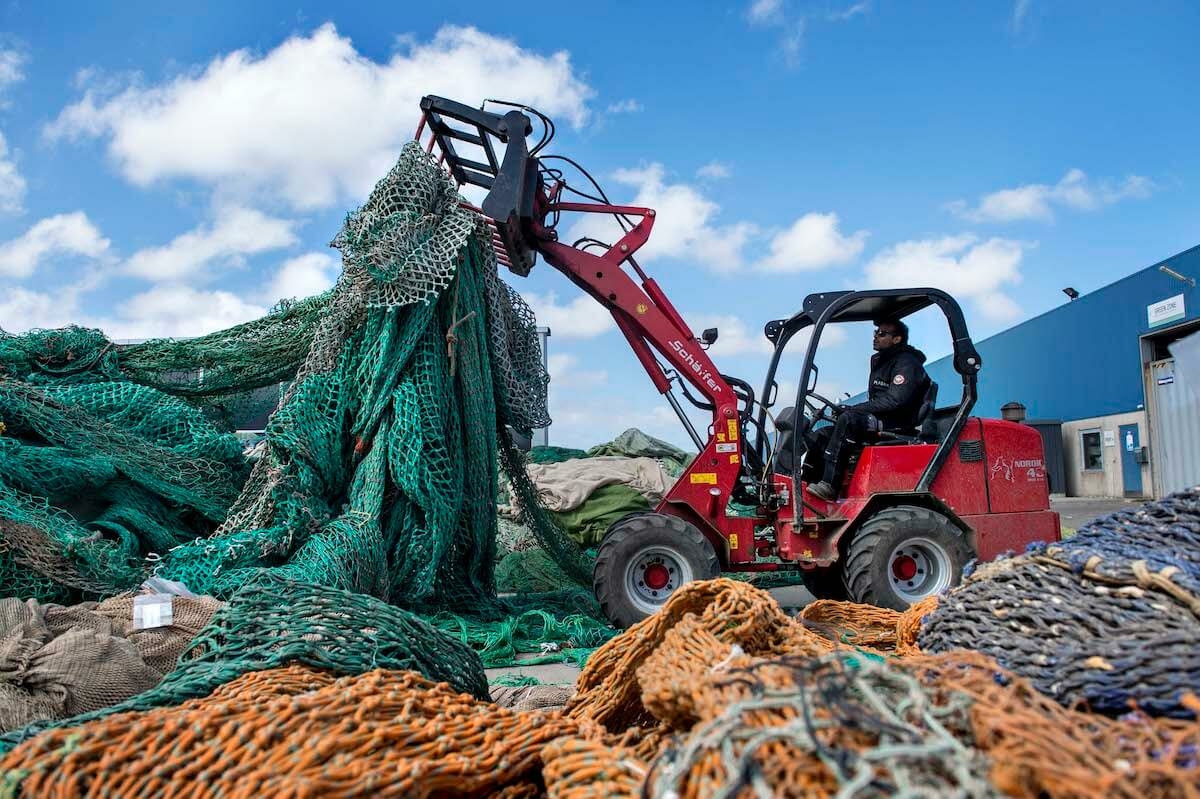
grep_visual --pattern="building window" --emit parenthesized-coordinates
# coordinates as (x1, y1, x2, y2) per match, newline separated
(1080, 429, 1103, 471)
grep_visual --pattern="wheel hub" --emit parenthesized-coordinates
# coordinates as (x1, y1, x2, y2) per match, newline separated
(643, 563, 670, 590)
(892, 554, 918, 581)
(887, 536, 953, 603)
(625, 546, 693, 614)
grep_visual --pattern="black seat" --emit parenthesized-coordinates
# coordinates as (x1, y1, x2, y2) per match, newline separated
(914, 379, 939, 441)
(774, 406, 799, 474)
(872, 379, 939, 445)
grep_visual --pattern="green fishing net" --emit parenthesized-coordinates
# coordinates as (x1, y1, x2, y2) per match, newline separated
(0, 141, 590, 626)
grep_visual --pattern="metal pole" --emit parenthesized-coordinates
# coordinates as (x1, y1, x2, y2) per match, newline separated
(536, 326, 550, 447)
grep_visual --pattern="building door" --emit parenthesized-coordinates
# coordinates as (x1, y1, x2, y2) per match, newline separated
(1118, 423, 1142, 497)
(1150, 358, 1200, 495)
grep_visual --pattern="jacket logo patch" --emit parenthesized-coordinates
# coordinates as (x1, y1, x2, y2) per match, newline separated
(893, 374, 906, 385)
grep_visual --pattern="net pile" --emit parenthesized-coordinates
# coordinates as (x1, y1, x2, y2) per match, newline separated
(920, 486, 1200, 717)
(0, 141, 594, 620)
(0, 572, 488, 753)
(543, 580, 1199, 799)
(0, 664, 578, 799)
(2, 577, 1196, 797)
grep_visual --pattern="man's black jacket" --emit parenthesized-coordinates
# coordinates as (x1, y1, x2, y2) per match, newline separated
(848, 344, 929, 429)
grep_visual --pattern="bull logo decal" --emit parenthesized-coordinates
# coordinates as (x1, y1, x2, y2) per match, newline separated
(990, 456, 1013, 482)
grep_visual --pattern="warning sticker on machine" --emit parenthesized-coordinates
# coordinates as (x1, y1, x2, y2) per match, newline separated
(690, 472, 718, 484)
(716, 442, 738, 453)
(727, 419, 738, 441)
(729, 534, 739, 550)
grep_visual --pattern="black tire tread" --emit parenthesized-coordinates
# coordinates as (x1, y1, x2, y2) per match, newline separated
(593, 513, 719, 629)
(842, 505, 966, 609)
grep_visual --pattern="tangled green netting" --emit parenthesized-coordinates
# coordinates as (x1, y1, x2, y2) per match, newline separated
(0, 142, 593, 634)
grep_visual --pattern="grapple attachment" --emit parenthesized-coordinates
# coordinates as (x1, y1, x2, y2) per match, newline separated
(416, 96, 543, 276)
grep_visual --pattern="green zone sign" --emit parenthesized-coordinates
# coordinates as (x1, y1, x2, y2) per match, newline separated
(1148, 293, 1186, 328)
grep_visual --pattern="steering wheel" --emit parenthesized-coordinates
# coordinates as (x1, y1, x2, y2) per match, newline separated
(803, 390, 842, 426)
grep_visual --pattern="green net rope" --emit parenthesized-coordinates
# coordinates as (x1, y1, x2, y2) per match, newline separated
(0, 141, 593, 637)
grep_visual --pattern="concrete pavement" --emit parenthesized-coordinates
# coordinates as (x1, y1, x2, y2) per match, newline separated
(1050, 495, 1141, 534)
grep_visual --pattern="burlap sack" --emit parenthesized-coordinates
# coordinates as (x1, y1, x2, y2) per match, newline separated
(0, 598, 161, 732)
(93, 595, 222, 673)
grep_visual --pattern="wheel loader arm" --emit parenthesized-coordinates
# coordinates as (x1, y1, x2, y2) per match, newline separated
(416, 95, 752, 553)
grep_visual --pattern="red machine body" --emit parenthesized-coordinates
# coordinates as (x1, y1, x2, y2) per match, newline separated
(414, 96, 1060, 620)
(761, 419, 1059, 572)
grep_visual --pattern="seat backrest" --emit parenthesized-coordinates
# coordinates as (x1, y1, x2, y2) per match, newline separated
(917, 380, 939, 440)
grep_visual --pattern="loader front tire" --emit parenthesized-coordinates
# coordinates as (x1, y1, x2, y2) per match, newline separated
(593, 513, 720, 629)
(842, 505, 972, 610)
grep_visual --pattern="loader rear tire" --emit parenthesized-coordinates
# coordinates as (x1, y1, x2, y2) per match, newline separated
(842, 505, 972, 610)
(593, 513, 720, 629)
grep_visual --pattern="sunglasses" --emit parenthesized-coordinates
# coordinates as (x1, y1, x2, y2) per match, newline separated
(873, 329, 899, 337)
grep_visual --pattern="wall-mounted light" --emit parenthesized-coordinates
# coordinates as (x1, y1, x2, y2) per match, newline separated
(1159, 265, 1196, 288)
(1062, 287, 1079, 301)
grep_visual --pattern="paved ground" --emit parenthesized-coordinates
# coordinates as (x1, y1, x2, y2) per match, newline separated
(488, 496, 1141, 689)
(1050, 495, 1140, 533)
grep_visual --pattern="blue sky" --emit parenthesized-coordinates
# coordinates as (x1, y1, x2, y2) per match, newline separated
(0, 1, 1197, 448)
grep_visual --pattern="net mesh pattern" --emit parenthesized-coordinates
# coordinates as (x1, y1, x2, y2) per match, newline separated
(0, 141, 580, 614)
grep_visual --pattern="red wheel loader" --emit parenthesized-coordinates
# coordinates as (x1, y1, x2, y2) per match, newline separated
(416, 96, 1061, 628)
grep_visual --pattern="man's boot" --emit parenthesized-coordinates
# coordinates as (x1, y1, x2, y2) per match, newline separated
(808, 480, 836, 501)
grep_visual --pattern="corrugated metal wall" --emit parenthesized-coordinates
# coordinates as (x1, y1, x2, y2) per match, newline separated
(921, 243, 1200, 422)
(1150, 359, 1200, 494)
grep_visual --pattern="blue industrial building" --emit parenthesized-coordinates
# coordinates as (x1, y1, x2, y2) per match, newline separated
(923, 243, 1200, 499)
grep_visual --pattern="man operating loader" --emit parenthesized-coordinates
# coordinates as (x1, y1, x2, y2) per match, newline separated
(808, 318, 929, 501)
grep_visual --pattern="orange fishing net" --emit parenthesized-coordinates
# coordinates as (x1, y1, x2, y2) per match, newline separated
(0, 663, 580, 798)
(566, 579, 831, 731)
(542, 737, 645, 799)
(565, 578, 935, 733)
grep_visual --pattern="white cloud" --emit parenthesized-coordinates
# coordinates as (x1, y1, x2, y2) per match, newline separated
(1012, 0, 1033, 32)
(0, 212, 111, 278)
(864, 234, 1028, 322)
(124, 206, 298, 282)
(748, 0, 864, 66)
(829, 2, 870, 21)
(696, 161, 731, 180)
(949, 168, 1154, 223)
(265, 252, 339, 304)
(568, 163, 757, 273)
(547, 352, 608, 390)
(0, 132, 25, 214)
(778, 21, 807, 65)
(757, 212, 868, 272)
(97, 284, 268, 340)
(0, 287, 80, 332)
(46, 24, 594, 210)
(0, 49, 25, 94)
(522, 291, 615, 339)
(607, 99, 642, 114)
(748, 0, 785, 24)
(686, 314, 773, 357)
